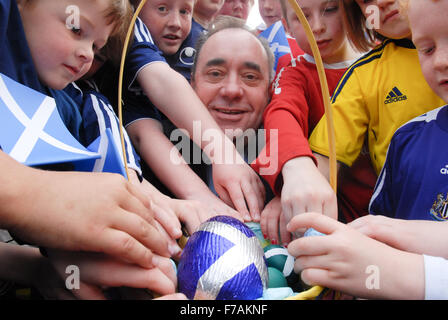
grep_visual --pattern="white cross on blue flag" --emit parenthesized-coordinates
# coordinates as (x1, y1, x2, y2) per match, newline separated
(259, 21, 291, 72)
(0, 73, 125, 176)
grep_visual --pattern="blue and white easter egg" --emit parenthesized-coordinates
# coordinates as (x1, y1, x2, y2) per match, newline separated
(177, 216, 268, 300)
(304, 228, 326, 237)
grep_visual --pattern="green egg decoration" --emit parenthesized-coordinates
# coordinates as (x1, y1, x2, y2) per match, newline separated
(263, 244, 295, 277)
(267, 267, 288, 288)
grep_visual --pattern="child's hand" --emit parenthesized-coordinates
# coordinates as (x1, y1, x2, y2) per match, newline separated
(154, 293, 188, 300)
(281, 157, 337, 223)
(153, 197, 210, 239)
(212, 161, 266, 222)
(349, 215, 448, 259)
(185, 191, 243, 221)
(5, 167, 169, 270)
(349, 215, 408, 250)
(32, 255, 77, 300)
(260, 196, 291, 245)
(47, 250, 178, 300)
(286, 212, 424, 300)
(137, 175, 222, 246)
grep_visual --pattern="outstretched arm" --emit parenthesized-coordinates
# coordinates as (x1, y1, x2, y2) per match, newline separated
(127, 119, 241, 220)
(349, 215, 448, 259)
(287, 213, 425, 300)
(0, 151, 169, 269)
(136, 63, 265, 221)
(0, 242, 76, 299)
(281, 156, 338, 222)
(47, 249, 179, 300)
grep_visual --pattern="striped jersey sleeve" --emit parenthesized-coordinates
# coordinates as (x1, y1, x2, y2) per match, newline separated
(124, 17, 166, 90)
(69, 83, 142, 175)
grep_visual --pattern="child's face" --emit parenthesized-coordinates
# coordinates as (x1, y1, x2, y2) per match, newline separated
(354, 0, 410, 39)
(218, 0, 253, 21)
(409, 0, 448, 102)
(195, 0, 225, 19)
(18, 0, 113, 90)
(285, 0, 348, 64)
(140, 0, 194, 56)
(259, 0, 282, 28)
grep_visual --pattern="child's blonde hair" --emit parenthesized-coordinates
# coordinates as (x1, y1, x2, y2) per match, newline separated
(19, 0, 133, 66)
(101, 0, 134, 66)
(20, 0, 132, 35)
(102, 0, 133, 36)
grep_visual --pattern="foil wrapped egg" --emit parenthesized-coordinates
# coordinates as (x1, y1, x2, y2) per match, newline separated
(177, 216, 268, 300)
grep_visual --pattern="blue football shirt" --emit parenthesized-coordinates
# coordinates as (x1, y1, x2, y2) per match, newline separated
(369, 105, 448, 221)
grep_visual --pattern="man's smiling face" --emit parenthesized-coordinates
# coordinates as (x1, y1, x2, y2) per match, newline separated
(192, 28, 270, 137)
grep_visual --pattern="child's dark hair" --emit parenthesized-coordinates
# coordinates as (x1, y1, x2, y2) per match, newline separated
(342, 0, 379, 52)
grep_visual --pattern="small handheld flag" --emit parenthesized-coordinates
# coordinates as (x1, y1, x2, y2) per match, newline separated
(259, 21, 291, 72)
(0, 73, 125, 176)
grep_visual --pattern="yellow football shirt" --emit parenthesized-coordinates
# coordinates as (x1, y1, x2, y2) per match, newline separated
(309, 39, 445, 175)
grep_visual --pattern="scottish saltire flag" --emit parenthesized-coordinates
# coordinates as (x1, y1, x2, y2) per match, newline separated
(0, 73, 125, 176)
(75, 128, 127, 177)
(259, 21, 291, 72)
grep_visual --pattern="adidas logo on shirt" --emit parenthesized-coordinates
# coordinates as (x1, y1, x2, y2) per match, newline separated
(384, 87, 408, 104)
